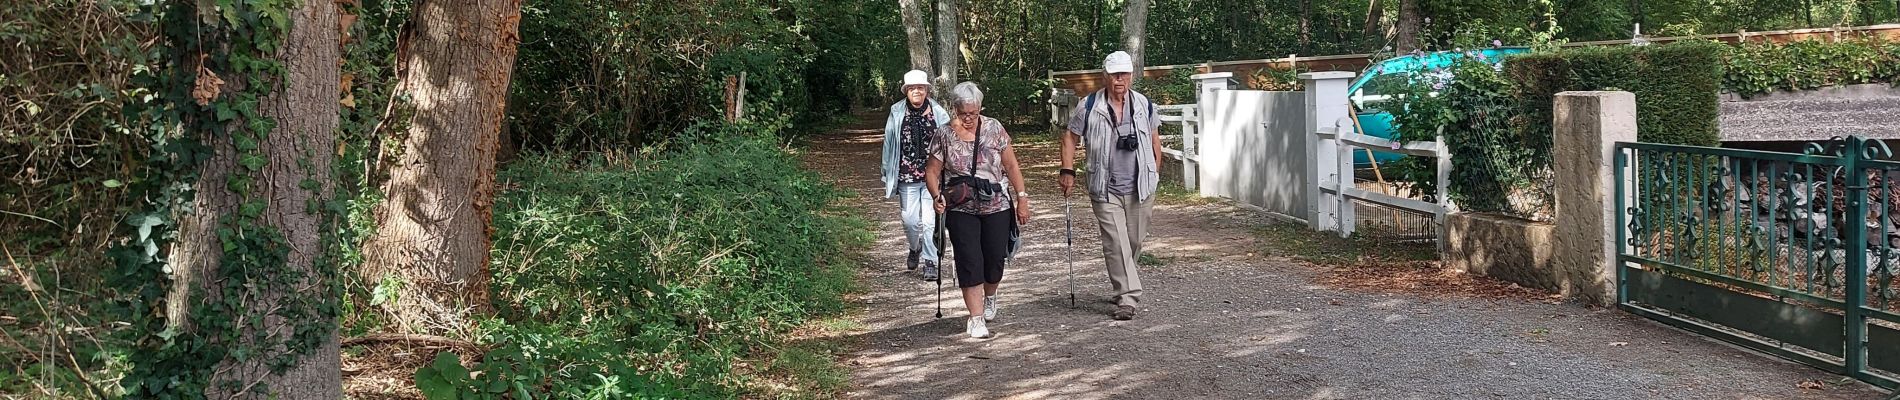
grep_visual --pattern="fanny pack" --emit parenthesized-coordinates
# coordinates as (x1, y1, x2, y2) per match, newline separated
(942, 121, 1003, 209)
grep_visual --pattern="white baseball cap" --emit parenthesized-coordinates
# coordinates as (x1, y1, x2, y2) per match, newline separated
(903, 70, 930, 88)
(1103, 51, 1134, 74)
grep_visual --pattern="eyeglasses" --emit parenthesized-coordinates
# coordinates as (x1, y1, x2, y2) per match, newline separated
(956, 109, 983, 118)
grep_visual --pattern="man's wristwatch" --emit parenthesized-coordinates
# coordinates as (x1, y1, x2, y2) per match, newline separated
(1059, 168, 1076, 176)
(1017, 191, 1030, 199)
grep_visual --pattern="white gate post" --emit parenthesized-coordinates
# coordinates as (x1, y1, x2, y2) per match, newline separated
(1189, 72, 1233, 192)
(1302, 71, 1356, 234)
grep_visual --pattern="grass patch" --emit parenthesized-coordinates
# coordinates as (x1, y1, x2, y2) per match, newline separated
(1153, 179, 1214, 206)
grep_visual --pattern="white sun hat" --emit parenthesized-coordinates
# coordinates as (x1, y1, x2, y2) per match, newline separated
(903, 70, 930, 88)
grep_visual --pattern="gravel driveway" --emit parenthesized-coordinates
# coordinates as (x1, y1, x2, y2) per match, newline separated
(802, 119, 1888, 400)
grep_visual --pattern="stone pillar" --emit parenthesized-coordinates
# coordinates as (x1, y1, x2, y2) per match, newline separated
(1188, 72, 1234, 191)
(1552, 91, 1638, 306)
(1301, 71, 1356, 233)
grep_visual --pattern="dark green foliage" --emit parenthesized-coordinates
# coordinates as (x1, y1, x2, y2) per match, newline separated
(1132, 68, 1198, 105)
(507, 0, 900, 151)
(1722, 37, 1900, 97)
(1387, 41, 1721, 219)
(1509, 40, 1722, 147)
(0, 1, 151, 394)
(1388, 57, 1535, 215)
(436, 124, 864, 398)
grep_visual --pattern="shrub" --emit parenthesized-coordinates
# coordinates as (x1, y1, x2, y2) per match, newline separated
(1722, 37, 1900, 98)
(1132, 68, 1198, 105)
(423, 123, 864, 397)
(1508, 40, 1723, 147)
(1385, 41, 1722, 220)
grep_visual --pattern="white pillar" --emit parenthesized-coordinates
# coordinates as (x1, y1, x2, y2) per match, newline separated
(1301, 71, 1356, 234)
(1188, 72, 1233, 192)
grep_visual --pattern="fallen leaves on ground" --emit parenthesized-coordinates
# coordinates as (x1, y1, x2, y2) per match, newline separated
(1314, 260, 1551, 301)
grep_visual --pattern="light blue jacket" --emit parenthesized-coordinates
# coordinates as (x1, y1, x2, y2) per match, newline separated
(881, 99, 950, 198)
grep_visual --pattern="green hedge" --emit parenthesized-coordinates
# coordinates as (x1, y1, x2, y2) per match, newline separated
(1506, 40, 1724, 147)
(1386, 41, 1723, 220)
(1722, 37, 1900, 98)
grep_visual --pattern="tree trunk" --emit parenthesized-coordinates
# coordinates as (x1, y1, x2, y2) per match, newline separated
(899, 0, 933, 73)
(166, 0, 342, 396)
(1395, 0, 1422, 52)
(1121, 0, 1149, 82)
(1090, 2, 1101, 54)
(1299, 0, 1313, 53)
(933, 0, 960, 97)
(1365, 0, 1386, 39)
(360, 0, 523, 338)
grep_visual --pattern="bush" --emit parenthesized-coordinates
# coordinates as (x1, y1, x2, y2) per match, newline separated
(1388, 56, 1543, 218)
(1132, 68, 1197, 105)
(1509, 40, 1723, 147)
(1385, 41, 1722, 220)
(416, 123, 863, 398)
(1722, 37, 1900, 98)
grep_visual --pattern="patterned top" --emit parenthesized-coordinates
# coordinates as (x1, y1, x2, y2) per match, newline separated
(930, 116, 1014, 215)
(897, 104, 935, 183)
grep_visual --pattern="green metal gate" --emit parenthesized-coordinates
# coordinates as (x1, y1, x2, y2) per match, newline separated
(1615, 136, 1900, 389)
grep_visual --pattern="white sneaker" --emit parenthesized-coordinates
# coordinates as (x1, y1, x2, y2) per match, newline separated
(966, 316, 992, 339)
(982, 295, 998, 322)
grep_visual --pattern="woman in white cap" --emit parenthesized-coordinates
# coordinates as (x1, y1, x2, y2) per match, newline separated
(882, 70, 950, 280)
(927, 81, 1031, 339)
(1058, 51, 1163, 321)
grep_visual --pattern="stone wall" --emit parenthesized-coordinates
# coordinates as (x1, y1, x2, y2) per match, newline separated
(1445, 212, 1559, 291)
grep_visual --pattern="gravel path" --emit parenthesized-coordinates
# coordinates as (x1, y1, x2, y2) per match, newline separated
(802, 117, 1888, 400)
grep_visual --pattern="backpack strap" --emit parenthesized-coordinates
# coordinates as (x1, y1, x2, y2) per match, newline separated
(1081, 93, 1098, 138)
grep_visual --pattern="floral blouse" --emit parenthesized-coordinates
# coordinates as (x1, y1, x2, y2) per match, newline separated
(897, 104, 935, 183)
(930, 116, 1013, 215)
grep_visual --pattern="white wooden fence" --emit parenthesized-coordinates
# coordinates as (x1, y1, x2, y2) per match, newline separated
(1298, 72, 1452, 247)
(1157, 104, 1199, 190)
(1312, 123, 1451, 245)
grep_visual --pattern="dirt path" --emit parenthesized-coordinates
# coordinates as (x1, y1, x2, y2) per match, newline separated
(801, 114, 1887, 400)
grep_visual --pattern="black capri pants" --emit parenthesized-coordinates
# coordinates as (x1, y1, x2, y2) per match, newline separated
(945, 209, 1015, 288)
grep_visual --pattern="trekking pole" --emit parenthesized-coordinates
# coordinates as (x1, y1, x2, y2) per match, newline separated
(1066, 195, 1076, 308)
(934, 213, 945, 319)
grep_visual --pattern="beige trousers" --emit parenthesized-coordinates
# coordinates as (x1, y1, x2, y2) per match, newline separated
(1092, 193, 1153, 307)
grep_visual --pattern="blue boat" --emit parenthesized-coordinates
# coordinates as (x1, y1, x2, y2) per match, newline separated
(1344, 46, 1531, 166)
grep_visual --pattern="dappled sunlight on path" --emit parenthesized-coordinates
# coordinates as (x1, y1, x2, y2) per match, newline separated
(800, 112, 1886, 400)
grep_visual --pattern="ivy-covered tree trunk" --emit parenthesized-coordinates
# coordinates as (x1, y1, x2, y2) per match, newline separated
(900, 0, 933, 73)
(359, 0, 522, 337)
(933, 0, 959, 96)
(161, 0, 342, 397)
(1395, 0, 1421, 52)
(1120, 0, 1149, 81)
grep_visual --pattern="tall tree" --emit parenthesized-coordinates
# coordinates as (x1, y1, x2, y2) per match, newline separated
(933, 0, 960, 95)
(1121, 0, 1150, 81)
(1395, 0, 1421, 52)
(1299, 0, 1313, 53)
(900, 0, 933, 73)
(360, 0, 524, 337)
(160, 0, 342, 396)
(1365, 0, 1387, 39)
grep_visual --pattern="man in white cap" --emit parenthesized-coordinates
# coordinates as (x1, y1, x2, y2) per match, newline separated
(883, 70, 951, 280)
(1059, 51, 1162, 321)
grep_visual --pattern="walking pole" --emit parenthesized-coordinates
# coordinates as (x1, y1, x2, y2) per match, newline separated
(1066, 195, 1076, 308)
(935, 213, 945, 319)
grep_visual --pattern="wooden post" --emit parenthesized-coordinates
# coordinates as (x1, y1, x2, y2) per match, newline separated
(1189, 72, 1233, 192)
(1301, 71, 1356, 234)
